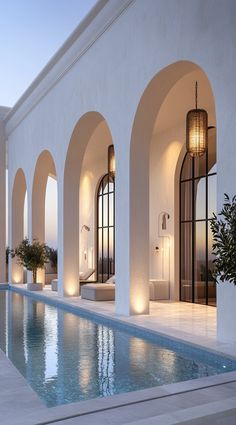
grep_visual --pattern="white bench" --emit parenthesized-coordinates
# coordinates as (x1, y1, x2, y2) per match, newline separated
(51, 279, 58, 291)
(81, 283, 115, 301)
(149, 279, 169, 300)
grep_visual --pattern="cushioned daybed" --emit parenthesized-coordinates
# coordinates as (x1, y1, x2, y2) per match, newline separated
(51, 268, 95, 291)
(80, 283, 115, 301)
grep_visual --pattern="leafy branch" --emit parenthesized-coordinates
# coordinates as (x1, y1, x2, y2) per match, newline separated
(210, 194, 236, 285)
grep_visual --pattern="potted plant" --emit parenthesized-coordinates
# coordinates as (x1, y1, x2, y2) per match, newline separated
(12, 238, 50, 291)
(48, 247, 57, 273)
(210, 194, 236, 285)
(211, 194, 236, 341)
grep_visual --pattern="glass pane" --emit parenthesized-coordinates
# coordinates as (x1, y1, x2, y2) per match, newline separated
(108, 228, 114, 276)
(195, 177, 206, 220)
(208, 175, 217, 218)
(180, 223, 192, 302)
(108, 177, 114, 193)
(181, 154, 192, 180)
(103, 194, 108, 227)
(208, 224, 216, 306)
(109, 193, 114, 226)
(103, 228, 108, 281)
(98, 228, 103, 282)
(181, 181, 192, 221)
(194, 221, 206, 304)
(194, 153, 206, 177)
(103, 175, 109, 194)
(208, 163, 216, 175)
(208, 127, 217, 174)
(98, 183, 103, 195)
(98, 197, 102, 227)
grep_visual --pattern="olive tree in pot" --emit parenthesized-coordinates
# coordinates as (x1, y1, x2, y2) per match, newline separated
(211, 194, 236, 341)
(12, 238, 50, 291)
(210, 194, 236, 284)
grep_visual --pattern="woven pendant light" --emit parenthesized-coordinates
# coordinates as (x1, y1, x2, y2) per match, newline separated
(108, 144, 115, 176)
(186, 82, 208, 157)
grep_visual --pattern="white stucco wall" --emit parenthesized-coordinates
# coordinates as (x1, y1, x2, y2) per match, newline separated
(3, 0, 236, 338)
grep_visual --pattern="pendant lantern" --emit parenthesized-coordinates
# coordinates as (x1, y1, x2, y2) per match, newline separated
(108, 144, 115, 177)
(186, 81, 208, 157)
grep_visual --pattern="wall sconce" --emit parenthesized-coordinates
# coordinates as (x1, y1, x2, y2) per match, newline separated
(108, 144, 115, 177)
(186, 81, 208, 157)
(161, 212, 170, 231)
(81, 225, 90, 232)
(158, 212, 170, 236)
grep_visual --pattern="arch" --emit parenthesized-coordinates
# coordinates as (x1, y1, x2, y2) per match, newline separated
(63, 111, 114, 296)
(11, 168, 27, 283)
(32, 150, 57, 284)
(129, 60, 216, 314)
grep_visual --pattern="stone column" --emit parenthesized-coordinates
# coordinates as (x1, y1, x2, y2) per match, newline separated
(115, 133, 150, 316)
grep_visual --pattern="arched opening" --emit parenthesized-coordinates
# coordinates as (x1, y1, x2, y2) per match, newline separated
(32, 150, 57, 284)
(129, 61, 216, 315)
(11, 168, 27, 283)
(63, 112, 115, 296)
(180, 127, 217, 306)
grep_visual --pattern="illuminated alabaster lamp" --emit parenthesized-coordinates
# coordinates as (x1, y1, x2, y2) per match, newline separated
(186, 81, 208, 157)
(108, 144, 115, 177)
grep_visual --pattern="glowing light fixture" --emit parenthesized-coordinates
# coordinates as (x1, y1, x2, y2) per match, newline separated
(108, 145, 115, 177)
(186, 81, 208, 157)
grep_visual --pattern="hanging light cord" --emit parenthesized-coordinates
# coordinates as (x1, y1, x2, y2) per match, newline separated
(195, 81, 198, 109)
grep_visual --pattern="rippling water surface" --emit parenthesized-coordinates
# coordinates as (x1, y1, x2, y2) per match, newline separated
(0, 290, 235, 407)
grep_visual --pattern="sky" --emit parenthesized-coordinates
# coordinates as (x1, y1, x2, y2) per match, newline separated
(2, 0, 97, 248)
(0, 0, 97, 107)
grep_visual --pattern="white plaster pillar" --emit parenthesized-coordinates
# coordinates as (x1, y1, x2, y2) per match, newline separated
(57, 174, 69, 297)
(115, 135, 149, 316)
(32, 178, 46, 284)
(0, 121, 6, 283)
(61, 161, 80, 297)
(26, 188, 33, 284)
(10, 169, 26, 284)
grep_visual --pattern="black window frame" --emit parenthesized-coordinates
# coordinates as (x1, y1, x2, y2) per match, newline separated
(96, 173, 115, 283)
(179, 128, 217, 305)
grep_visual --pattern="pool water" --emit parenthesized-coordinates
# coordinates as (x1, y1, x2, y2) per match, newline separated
(0, 290, 235, 407)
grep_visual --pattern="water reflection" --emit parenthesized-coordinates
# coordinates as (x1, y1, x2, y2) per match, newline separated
(0, 291, 234, 407)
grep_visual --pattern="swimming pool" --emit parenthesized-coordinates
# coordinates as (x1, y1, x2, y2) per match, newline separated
(0, 290, 235, 407)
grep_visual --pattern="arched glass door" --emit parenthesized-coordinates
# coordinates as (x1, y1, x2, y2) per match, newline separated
(97, 174, 115, 282)
(180, 127, 217, 306)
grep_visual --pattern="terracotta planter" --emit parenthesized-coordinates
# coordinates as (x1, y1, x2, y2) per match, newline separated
(27, 282, 43, 291)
